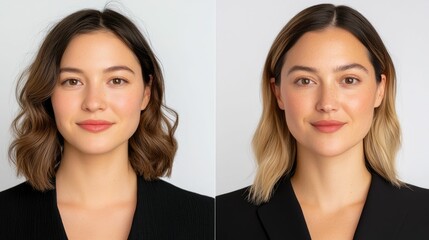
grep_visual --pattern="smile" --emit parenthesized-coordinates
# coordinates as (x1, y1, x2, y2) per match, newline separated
(311, 120, 346, 133)
(77, 120, 113, 133)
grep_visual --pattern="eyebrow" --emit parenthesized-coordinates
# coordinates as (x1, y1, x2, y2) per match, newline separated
(334, 63, 369, 74)
(286, 65, 317, 76)
(59, 65, 135, 75)
(286, 63, 369, 76)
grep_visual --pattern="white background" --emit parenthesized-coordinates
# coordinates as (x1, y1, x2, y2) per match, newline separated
(0, 0, 215, 197)
(1, 0, 428, 198)
(217, 0, 429, 195)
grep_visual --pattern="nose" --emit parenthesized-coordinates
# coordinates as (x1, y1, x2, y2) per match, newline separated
(81, 84, 106, 112)
(316, 83, 339, 113)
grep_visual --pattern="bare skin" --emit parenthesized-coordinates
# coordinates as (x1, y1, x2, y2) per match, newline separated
(291, 145, 371, 240)
(56, 151, 137, 240)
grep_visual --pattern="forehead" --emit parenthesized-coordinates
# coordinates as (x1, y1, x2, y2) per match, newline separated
(282, 27, 373, 72)
(60, 30, 140, 70)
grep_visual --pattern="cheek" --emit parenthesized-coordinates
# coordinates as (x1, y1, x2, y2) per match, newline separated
(282, 89, 313, 132)
(347, 88, 377, 112)
(51, 91, 78, 125)
(345, 91, 376, 128)
(111, 90, 144, 119)
(50, 91, 79, 141)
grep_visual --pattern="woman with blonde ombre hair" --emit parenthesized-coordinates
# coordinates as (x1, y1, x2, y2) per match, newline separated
(217, 3, 429, 239)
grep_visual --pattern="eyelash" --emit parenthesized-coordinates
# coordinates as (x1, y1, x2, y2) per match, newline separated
(295, 78, 315, 86)
(294, 77, 360, 86)
(341, 77, 360, 85)
(60, 78, 129, 86)
(61, 78, 82, 86)
(109, 78, 128, 85)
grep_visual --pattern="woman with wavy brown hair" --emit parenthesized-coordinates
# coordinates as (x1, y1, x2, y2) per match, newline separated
(217, 4, 429, 239)
(0, 8, 213, 240)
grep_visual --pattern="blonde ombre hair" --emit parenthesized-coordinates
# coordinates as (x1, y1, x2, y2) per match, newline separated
(250, 4, 401, 204)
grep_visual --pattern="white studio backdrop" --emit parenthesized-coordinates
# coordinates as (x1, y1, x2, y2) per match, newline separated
(216, 0, 429, 195)
(2, 0, 428, 198)
(0, 0, 215, 197)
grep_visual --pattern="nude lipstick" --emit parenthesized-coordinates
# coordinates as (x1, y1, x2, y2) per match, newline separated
(77, 120, 113, 133)
(311, 120, 345, 133)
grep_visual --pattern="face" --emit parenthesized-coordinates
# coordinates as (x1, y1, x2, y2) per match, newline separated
(51, 30, 150, 156)
(272, 27, 385, 158)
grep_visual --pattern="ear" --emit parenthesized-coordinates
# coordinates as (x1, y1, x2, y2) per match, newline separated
(270, 78, 285, 110)
(141, 75, 152, 110)
(374, 74, 386, 108)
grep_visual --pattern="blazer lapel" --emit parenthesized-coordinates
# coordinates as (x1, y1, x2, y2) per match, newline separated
(127, 176, 144, 239)
(353, 172, 408, 240)
(257, 177, 311, 240)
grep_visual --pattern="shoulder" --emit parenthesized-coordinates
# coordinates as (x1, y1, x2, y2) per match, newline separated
(363, 174, 429, 238)
(393, 182, 429, 220)
(1, 181, 38, 196)
(399, 182, 429, 203)
(0, 182, 55, 239)
(372, 174, 429, 210)
(135, 177, 214, 240)
(217, 186, 256, 211)
(0, 181, 50, 210)
(139, 177, 213, 208)
(216, 186, 259, 221)
(397, 183, 429, 224)
(217, 187, 268, 239)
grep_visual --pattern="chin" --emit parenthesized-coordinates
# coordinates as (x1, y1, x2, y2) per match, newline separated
(316, 144, 363, 159)
(69, 141, 128, 156)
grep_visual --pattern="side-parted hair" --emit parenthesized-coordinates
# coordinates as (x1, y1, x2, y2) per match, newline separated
(9, 9, 178, 191)
(250, 4, 401, 204)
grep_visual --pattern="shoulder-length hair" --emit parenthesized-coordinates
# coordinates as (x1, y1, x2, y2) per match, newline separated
(9, 9, 178, 191)
(250, 4, 401, 204)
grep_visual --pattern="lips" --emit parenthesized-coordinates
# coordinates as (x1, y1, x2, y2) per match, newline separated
(311, 120, 346, 133)
(76, 120, 113, 133)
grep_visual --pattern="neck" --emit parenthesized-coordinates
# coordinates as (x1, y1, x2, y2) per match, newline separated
(55, 143, 137, 208)
(291, 142, 371, 211)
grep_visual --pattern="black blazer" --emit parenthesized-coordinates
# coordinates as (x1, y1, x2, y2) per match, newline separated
(217, 172, 429, 240)
(0, 176, 214, 240)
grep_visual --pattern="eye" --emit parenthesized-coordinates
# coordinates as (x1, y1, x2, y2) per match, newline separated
(342, 77, 360, 85)
(109, 78, 128, 85)
(295, 78, 314, 86)
(61, 79, 82, 86)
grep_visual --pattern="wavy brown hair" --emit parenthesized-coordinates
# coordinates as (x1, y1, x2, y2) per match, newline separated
(250, 4, 401, 204)
(9, 9, 178, 191)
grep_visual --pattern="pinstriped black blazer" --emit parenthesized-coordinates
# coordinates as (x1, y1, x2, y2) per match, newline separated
(0, 176, 214, 240)
(216, 172, 429, 240)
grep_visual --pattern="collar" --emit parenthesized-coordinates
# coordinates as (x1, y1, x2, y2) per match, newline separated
(256, 172, 408, 239)
(257, 176, 311, 240)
